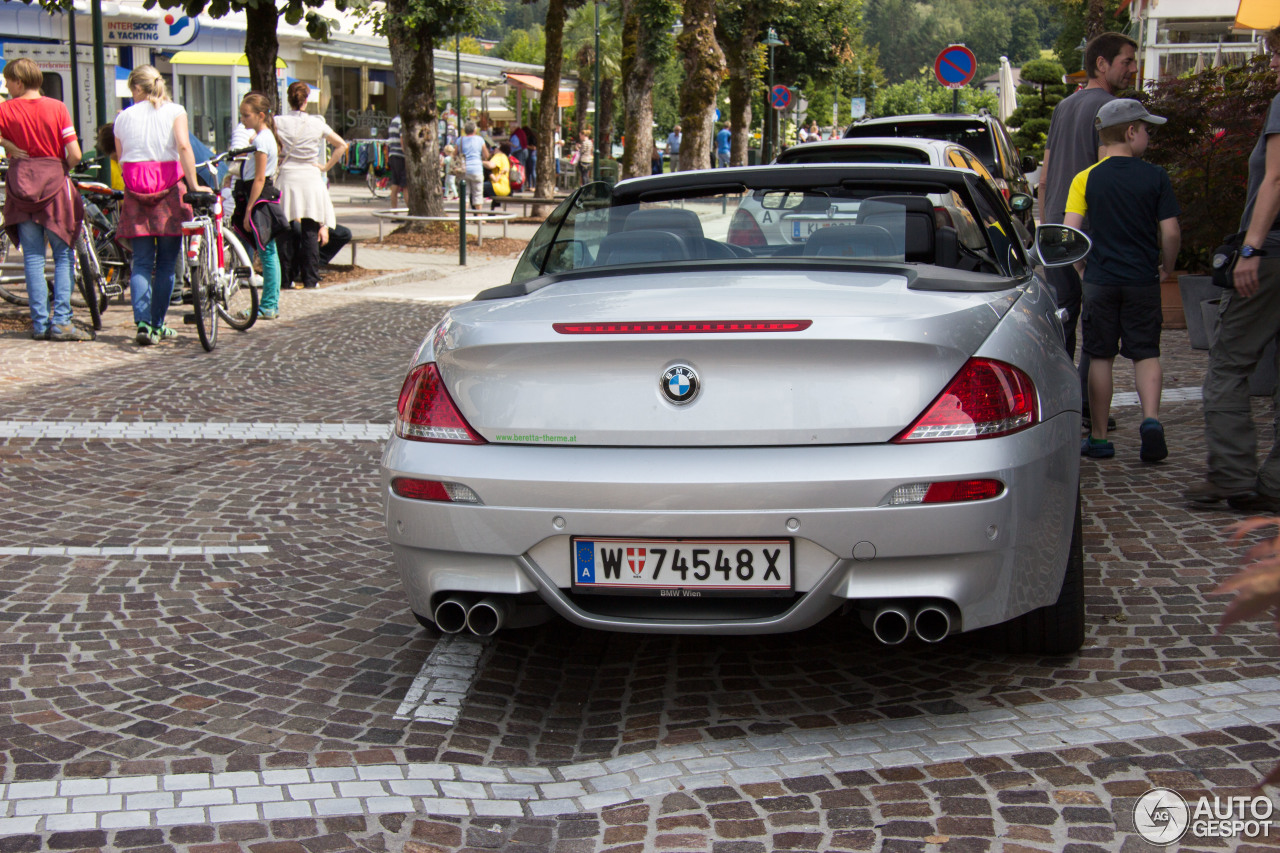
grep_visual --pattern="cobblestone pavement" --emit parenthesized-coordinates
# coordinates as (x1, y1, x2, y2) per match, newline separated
(2, 282, 1280, 852)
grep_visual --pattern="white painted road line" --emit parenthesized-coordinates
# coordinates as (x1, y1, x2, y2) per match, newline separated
(394, 633, 489, 723)
(0, 421, 390, 441)
(0, 545, 270, 557)
(1113, 385, 1201, 406)
(3, 675, 1278, 828)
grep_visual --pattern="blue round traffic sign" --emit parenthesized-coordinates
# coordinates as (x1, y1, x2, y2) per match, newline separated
(934, 45, 977, 89)
(770, 85, 791, 111)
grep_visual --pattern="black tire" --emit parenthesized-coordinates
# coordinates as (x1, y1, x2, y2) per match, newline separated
(982, 492, 1085, 655)
(0, 229, 25, 306)
(75, 234, 103, 331)
(96, 236, 128, 305)
(412, 610, 442, 635)
(217, 229, 257, 331)
(191, 249, 218, 352)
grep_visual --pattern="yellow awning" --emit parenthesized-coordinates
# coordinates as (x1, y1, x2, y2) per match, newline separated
(168, 51, 287, 68)
(1236, 0, 1280, 30)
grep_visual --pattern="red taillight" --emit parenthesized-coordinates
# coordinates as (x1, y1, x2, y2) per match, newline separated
(923, 479, 1004, 503)
(894, 358, 1038, 443)
(933, 206, 954, 228)
(395, 363, 486, 444)
(727, 209, 767, 247)
(993, 178, 1011, 200)
(553, 320, 811, 334)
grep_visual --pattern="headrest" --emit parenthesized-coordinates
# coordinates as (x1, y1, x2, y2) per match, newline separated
(595, 229, 690, 266)
(624, 208, 705, 244)
(803, 225, 898, 259)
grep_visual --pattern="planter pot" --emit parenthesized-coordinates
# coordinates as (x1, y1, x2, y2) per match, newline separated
(1203, 298, 1278, 397)
(1161, 272, 1187, 329)
(1179, 274, 1219, 349)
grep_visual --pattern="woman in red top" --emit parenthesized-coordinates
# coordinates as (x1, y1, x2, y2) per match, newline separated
(0, 58, 90, 341)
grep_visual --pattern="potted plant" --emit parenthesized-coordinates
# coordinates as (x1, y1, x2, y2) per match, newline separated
(1143, 57, 1276, 344)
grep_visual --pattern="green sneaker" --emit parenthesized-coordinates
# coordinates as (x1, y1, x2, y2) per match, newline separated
(154, 324, 177, 342)
(136, 322, 154, 346)
(258, 308, 279, 320)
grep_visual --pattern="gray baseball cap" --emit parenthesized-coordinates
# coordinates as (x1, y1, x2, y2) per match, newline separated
(1095, 98, 1167, 130)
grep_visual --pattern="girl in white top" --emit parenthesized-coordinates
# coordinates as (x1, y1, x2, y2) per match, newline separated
(233, 93, 283, 319)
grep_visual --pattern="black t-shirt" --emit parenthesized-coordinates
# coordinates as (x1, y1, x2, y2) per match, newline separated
(1066, 156, 1180, 286)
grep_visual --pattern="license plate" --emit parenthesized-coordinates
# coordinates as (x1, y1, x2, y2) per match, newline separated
(572, 537, 792, 597)
(792, 219, 836, 241)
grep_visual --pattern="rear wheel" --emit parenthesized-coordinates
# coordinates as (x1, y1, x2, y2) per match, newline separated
(0, 229, 30, 306)
(75, 233, 103, 330)
(981, 492, 1085, 655)
(191, 245, 218, 352)
(217, 228, 257, 331)
(367, 168, 389, 198)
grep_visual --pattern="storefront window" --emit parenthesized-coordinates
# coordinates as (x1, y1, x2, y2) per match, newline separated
(367, 68, 399, 127)
(323, 65, 364, 139)
(178, 74, 233, 153)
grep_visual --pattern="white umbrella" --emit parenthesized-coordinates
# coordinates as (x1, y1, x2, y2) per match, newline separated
(1192, 52, 1206, 74)
(998, 56, 1018, 123)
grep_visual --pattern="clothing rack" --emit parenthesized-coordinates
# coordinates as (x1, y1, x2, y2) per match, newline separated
(342, 139, 389, 175)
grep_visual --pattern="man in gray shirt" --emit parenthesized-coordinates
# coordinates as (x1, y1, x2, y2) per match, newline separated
(1039, 32, 1137, 424)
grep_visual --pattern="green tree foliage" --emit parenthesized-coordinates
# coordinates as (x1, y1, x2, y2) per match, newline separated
(865, 0, 1055, 85)
(1052, 0, 1130, 74)
(1004, 57, 1065, 160)
(874, 78, 996, 117)
(481, 0, 548, 39)
(494, 24, 547, 63)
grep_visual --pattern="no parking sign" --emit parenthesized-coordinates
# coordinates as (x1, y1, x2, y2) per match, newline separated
(934, 45, 977, 90)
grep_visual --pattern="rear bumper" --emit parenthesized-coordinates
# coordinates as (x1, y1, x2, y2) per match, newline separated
(382, 413, 1080, 635)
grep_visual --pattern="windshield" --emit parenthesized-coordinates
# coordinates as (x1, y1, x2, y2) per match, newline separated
(511, 178, 1026, 288)
(846, 121, 997, 170)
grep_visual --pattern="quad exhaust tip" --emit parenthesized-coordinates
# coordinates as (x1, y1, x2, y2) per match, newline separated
(433, 594, 516, 636)
(872, 605, 911, 645)
(433, 594, 474, 634)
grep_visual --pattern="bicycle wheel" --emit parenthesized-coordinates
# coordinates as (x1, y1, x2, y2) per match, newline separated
(0, 229, 28, 306)
(75, 232, 103, 330)
(191, 241, 218, 352)
(217, 228, 258, 331)
(367, 168, 390, 199)
(96, 235, 129, 304)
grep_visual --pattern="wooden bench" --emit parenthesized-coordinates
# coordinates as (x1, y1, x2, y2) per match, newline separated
(489, 193, 572, 217)
(372, 209, 517, 246)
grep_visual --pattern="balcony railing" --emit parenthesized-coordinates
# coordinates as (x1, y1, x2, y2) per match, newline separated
(1146, 41, 1263, 80)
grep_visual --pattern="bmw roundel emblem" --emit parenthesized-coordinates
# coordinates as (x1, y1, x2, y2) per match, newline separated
(662, 364, 699, 404)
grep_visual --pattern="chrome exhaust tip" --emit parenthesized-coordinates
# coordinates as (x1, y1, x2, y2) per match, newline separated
(913, 605, 952, 643)
(466, 595, 514, 637)
(872, 605, 911, 645)
(432, 594, 473, 634)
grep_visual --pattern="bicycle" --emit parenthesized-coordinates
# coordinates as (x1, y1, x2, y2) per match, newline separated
(177, 149, 258, 351)
(367, 165, 390, 199)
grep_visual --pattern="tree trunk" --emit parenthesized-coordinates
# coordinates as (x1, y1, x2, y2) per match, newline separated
(536, 0, 568, 208)
(719, 16, 759, 167)
(386, 1, 443, 221)
(619, 0, 657, 180)
(677, 0, 725, 172)
(243, 1, 280, 110)
(600, 76, 615, 156)
(575, 45, 594, 140)
(1085, 0, 1107, 40)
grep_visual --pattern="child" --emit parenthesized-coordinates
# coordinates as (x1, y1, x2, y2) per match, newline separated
(442, 144, 458, 199)
(1064, 98, 1181, 462)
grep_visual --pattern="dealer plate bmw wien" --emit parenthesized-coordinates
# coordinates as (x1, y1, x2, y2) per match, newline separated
(572, 538, 793, 596)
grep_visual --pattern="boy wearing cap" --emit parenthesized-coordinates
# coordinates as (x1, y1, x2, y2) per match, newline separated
(1064, 98, 1181, 462)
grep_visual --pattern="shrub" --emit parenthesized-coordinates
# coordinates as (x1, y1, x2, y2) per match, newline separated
(1143, 56, 1276, 272)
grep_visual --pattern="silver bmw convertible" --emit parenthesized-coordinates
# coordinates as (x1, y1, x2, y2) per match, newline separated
(382, 164, 1091, 655)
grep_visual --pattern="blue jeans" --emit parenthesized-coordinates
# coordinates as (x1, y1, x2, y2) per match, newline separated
(130, 236, 181, 328)
(17, 220, 74, 333)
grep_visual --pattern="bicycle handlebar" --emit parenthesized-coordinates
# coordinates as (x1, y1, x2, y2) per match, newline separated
(194, 146, 256, 170)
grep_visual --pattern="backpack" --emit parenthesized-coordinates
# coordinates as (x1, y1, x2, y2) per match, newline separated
(509, 156, 525, 192)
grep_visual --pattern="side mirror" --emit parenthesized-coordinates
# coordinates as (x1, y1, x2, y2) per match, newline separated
(1031, 224, 1091, 268)
(1021, 155, 1038, 173)
(1008, 192, 1034, 214)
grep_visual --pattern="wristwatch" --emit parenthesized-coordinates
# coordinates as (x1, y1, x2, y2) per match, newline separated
(1241, 244, 1268, 258)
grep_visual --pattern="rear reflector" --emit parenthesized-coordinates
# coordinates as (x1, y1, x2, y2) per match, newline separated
(391, 477, 481, 503)
(882, 479, 1004, 506)
(554, 320, 811, 334)
(894, 358, 1037, 443)
(395, 363, 487, 444)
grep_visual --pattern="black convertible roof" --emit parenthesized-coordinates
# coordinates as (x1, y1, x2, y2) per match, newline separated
(610, 164, 979, 203)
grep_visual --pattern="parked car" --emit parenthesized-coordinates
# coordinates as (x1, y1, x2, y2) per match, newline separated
(382, 164, 1091, 654)
(844, 112, 1038, 229)
(739, 137, 1031, 248)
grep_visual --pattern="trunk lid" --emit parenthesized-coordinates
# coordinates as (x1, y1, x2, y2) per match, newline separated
(434, 270, 1020, 447)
